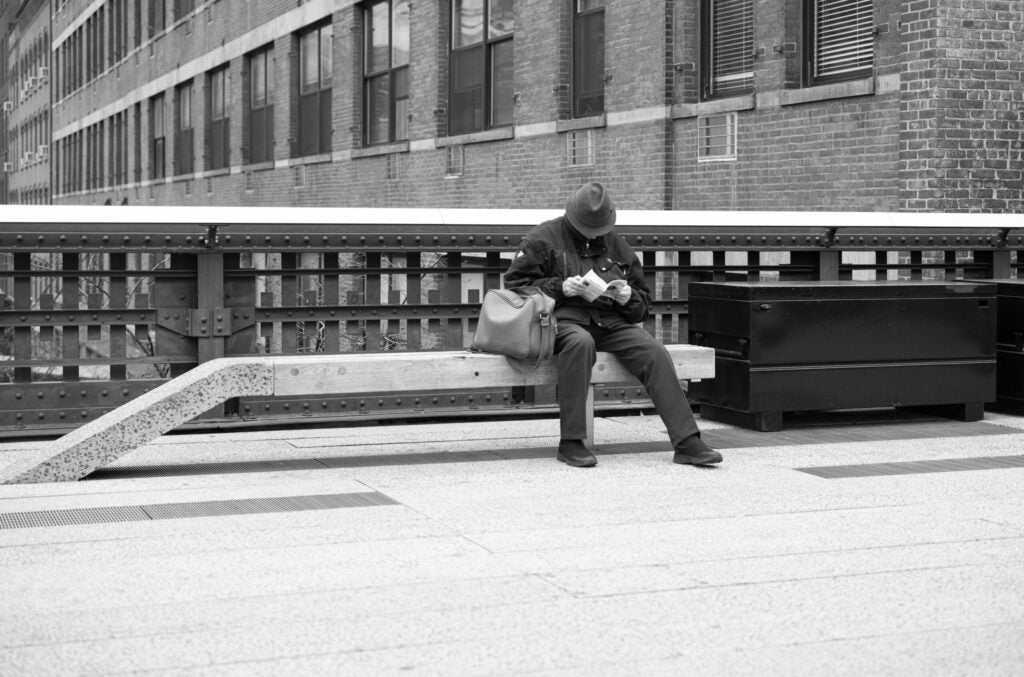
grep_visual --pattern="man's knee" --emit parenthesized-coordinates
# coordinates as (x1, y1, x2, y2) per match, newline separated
(557, 325, 596, 355)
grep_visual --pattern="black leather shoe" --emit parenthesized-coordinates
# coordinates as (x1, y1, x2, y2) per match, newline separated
(673, 434, 723, 466)
(557, 439, 597, 468)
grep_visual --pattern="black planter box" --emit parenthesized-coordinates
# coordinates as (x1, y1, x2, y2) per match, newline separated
(688, 280, 998, 431)
(967, 279, 1024, 415)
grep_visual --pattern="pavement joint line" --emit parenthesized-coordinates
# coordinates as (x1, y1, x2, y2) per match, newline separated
(796, 454, 1024, 479)
(0, 491, 400, 531)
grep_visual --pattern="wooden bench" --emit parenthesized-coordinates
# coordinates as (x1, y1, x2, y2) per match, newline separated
(0, 345, 715, 484)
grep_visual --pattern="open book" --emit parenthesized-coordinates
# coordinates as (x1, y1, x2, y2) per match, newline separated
(579, 268, 627, 302)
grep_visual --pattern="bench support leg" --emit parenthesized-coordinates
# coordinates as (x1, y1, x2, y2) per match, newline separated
(584, 385, 595, 450)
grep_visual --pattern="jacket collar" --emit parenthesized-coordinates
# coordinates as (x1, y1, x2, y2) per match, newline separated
(563, 218, 609, 257)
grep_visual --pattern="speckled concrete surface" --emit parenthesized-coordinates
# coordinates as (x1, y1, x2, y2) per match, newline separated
(1, 409, 1023, 676)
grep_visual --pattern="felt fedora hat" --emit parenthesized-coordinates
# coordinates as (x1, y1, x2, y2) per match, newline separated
(564, 182, 616, 237)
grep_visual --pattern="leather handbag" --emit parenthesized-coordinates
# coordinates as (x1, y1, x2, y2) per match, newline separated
(471, 286, 556, 371)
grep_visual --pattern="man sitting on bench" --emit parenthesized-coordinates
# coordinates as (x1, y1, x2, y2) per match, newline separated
(504, 182, 722, 469)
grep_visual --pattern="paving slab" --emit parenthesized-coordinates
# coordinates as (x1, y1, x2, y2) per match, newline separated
(2, 410, 1024, 676)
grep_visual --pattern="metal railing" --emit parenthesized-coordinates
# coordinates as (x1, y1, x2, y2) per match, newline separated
(1, 206, 1021, 437)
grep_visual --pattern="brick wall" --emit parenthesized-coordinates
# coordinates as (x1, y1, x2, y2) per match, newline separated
(48, 0, 1022, 214)
(899, 0, 1024, 211)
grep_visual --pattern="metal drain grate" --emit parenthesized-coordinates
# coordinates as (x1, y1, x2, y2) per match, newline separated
(705, 421, 1018, 450)
(0, 492, 398, 530)
(0, 506, 149, 530)
(796, 454, 1024, 479)
(86, 458, 330, 480)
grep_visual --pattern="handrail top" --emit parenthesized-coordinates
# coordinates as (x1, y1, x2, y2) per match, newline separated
(1, 205, 1020, 230)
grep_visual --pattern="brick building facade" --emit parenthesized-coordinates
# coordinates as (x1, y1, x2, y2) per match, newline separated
(33, 0, 1024, 212)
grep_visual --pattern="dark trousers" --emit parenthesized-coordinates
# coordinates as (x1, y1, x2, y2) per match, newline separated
(555, 322, 701, 448)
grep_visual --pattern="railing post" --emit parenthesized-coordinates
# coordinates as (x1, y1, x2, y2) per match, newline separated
(61, 253, 80, 383)
(153, 253, 197, 379)
(196, 251, 225, 363)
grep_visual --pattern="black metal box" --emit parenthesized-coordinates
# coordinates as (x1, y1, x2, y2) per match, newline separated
(688, 280, 998, 431)
(976, 279, 1024, 415)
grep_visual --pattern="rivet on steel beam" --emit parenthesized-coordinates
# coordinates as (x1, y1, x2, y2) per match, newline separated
(322, 236, 329, 243)
(59, 235, 67, 243)
(122, 389, 129, 396)
(59, 412, 66, 419)
(37, 391, 44, 398)
(165, 235, 172, 243)
(468, 236, 475, 243)
(37, 235, 45, 243)
(378, 236, 386, 243)
(81, 411, 88, 417)
(102, 236, 110, 243)
(265, 236, 272, 243)
(283, 236, 291, 243)
(303, 236, 310, 243)
(123, 236, 131, 243)
(81, 235, 89, 243)
(433, 236, 440, 243)
(341, 236, 348, 243)
(450, 235, 458, 242)
(144, 236, 151, 243)
(245, 236, 252, 243)
(360, 236, 366, 243)
(15, 234, 23, 242)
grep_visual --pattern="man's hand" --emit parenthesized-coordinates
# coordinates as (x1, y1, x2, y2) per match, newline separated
(562, 275, 587, 297)
(607, 282, 632, 305)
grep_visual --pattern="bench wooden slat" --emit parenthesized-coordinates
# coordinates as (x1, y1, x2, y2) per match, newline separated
(272, 346, 715, 396)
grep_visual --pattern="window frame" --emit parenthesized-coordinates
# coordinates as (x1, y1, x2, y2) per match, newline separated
(803, 0, 874, 87)
(207, 66, 230, 170)
(247, 46, 274, 165)
(174, 80, 194, 175)
(700, 0, 755, 101)
(296, 20, 333, 157)
(362, 0, 410, 146)
(572, 0, 605, 118)
(150, 93, 165, 180)
(448, 0, 514, 136)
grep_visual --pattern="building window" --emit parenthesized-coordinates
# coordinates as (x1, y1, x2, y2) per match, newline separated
(207, 66, 229, 170)
(804, 0, 874, 86)
(174, 81, 194, 175)
(363, 0, 410, 146)
(567, 129, 594, 166)
(150, 94, 165, 179)
(701, 0, 754, 100)
(297, 21, 333, 156)
(149, 0, 166, 37)
(449, 0, 514, 135)
(247, 47, 274, 164)
(697, 113, 737, 161)
(573, 0, 604, 118)
(445, 145, 464, 177)
(174, 0, 195, 21)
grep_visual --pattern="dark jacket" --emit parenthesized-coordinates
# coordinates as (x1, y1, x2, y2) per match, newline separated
(504, 216, 651, 329)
